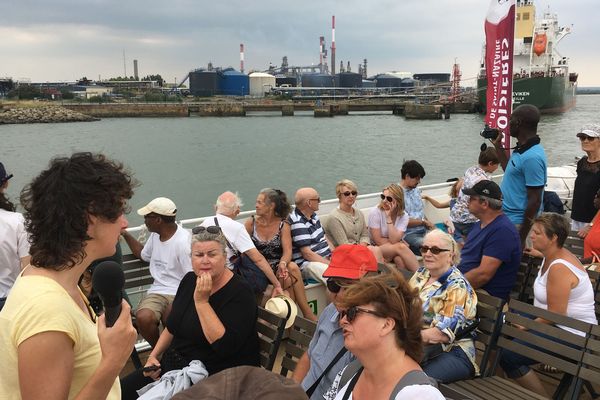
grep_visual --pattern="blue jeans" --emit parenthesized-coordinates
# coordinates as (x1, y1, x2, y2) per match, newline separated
(404, 231, 425, 255)
(421, 346, 475, 383)
(453, 222, 476, 243)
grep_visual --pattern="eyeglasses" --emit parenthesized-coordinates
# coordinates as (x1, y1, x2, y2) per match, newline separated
(420, 245, 451, 255)
(579, 135, 598, 142)
(380, 194, 394, 202)
(342, 191, 358, 197)
(192, 226, 222, 235)
(339, 306, 386, 323)
(309, 198, 321, 203)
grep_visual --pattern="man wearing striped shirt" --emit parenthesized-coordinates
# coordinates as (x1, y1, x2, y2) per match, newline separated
(288, 187, 332, 285)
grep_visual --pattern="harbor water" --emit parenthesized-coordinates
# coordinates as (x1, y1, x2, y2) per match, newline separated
(2, 95, 599, 226)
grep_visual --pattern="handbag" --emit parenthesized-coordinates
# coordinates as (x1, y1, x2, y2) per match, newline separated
(161, 347, 190, 372)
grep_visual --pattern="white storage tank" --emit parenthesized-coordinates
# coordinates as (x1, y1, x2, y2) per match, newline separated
(249, 72, 276, 97)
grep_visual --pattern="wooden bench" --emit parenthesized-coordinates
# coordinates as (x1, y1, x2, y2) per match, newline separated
(279, 315, 318, 377)
(257, 307, 287, 371)
(510, 255, 541, 303)
(444, 299, 590, 400)
(564, 231, 584, 258)
(473, 290, 505, 377)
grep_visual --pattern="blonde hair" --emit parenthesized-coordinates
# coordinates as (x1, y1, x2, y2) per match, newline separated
(378, 183, 405, 215)
(336, 179, 358, 198)
(424, 229, 461, 265)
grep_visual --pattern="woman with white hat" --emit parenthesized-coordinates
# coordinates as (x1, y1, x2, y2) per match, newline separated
(571, 123, 600, 237)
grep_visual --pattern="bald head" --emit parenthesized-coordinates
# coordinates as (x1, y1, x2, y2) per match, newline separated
(215, 191, 243, 216)
(295, 187, 318, 205)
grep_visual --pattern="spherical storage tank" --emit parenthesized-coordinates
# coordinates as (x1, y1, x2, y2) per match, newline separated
(301, 74, 336, 88)
(220, 68, 249, 96)
(249, 72, 276, 97)
(375, 73, 403, 88)
(189, 70, 223, 97)
(337, 72, 363, 88)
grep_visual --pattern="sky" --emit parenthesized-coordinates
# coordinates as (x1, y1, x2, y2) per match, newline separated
(1, 0, 598, 87)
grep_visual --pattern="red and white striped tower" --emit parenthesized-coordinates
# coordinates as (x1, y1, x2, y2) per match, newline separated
(240, 44, 244, 73)
(331, 15, 336, 75)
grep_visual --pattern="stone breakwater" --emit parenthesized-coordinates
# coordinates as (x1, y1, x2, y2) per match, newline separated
(0, 106, 99, 124)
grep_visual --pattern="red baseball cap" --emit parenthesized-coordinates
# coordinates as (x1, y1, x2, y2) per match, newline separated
(323, 244, 378, 280)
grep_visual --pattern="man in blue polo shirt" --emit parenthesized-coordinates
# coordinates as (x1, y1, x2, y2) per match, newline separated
(288, 187, 332, 284)
(493, 104, 547, 248)
(458, 180, 521, 301)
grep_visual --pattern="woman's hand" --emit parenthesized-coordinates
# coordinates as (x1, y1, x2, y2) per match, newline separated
(142, 355, 162, 380)
(444, 219, 455, 235)
(578, 224, 592, 238)
(272, 286, 285, 297)
(97, 300, 138, 373)
(194, 272, 212, 304)
(277, 262, 289, 280)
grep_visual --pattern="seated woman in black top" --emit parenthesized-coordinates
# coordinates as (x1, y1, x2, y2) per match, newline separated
(121, 229, 260, 399)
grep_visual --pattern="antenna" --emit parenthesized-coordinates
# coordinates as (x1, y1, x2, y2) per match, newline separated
(331, 15, 336, 75)
(122, 50, 127, 77)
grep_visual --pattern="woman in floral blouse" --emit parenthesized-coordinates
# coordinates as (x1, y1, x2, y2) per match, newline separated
(409, 229, 478, 383)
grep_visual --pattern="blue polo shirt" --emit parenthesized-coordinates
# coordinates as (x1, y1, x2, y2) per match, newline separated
(500, 138, 547, 224)
(458, 213, 521, 300)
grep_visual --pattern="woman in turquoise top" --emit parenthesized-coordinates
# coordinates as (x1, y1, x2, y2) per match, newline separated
(409, 229, 478, 383)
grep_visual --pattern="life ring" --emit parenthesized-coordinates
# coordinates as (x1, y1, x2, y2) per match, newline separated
(533, 33, 547, 56)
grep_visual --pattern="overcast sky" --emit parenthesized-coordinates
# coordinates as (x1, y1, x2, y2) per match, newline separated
(1, 0, 598, 86)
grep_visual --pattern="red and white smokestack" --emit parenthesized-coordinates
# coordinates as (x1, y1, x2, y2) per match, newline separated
(331, 15, 336, 75)
(240, 44, 244, 73)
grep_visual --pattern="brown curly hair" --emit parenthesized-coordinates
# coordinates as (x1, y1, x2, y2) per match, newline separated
(335, 269, 424, 362)
(20, 152, 136, 270)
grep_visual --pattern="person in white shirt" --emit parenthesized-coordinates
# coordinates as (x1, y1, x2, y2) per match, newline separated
(121, 197, 192, 347)
(198, 191, 283, 298)
(0, 162, 30, 311)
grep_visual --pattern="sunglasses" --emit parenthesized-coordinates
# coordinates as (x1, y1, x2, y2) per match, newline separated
(326, 279, 343, 293)
(342, 191, 358, 197)
(420, 245, 451, 255)
(309, 198, 321, 203)
(579, 135, 598, 142)
(339, 306, 386, 323)
(192, 225, 222, 235)
(380, 194, 394, 202)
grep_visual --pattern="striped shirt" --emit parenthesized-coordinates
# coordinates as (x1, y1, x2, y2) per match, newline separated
(288, 208, 331, 269)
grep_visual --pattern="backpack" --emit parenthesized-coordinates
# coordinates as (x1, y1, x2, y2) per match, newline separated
(543, 191, 565, 214)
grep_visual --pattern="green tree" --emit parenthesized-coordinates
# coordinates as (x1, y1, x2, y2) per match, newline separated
(142, 74, 164, 86)
(60, 88, 74, 100)
(7, 85, 42, 100)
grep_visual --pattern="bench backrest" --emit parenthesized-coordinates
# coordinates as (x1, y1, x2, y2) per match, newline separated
(122, 254, 152, 295)
(494, 299, 589, 377)
(510, 256, 541, 303)
(279, 316, 318, 377)
(474, 290, 505, 377)
(257, 307, 287, 371)
(564, 231, 584, 258)
(577, 324, 600, 387)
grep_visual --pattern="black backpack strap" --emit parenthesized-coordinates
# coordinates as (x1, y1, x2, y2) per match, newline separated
(305, 347, 348, 397)
(213, 216, 238, 255)
(340, 366, 363, 400)
(337, 359, 363, 394)
(389, 370, 437, 398)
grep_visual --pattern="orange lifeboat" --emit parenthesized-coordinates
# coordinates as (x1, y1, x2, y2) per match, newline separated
(533, 33, 547, 56)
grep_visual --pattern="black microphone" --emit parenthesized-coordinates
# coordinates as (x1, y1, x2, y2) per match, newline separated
(91, 261, 125, 327)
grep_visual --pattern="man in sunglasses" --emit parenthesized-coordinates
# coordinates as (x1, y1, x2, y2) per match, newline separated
(293, 244, 378, 400)
(121, 197, 192, 347)
(491, 104, 547, 249)
(457, 180, 521, 301)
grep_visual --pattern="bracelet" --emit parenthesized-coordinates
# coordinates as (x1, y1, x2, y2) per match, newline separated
(386, 221, 393, 224)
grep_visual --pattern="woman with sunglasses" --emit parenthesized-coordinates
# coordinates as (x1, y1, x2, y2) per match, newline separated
(368, 184, 418, 271)
(409, 229, 478, 383)
(244, 188, 317, 321)
(571, 124, 600, 237)
(326, 180, 383, 260)
(324, 270, 444, 400)
(121, 229, 260, 399)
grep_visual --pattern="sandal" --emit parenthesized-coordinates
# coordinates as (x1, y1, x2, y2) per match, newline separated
(538, 364, 560, 373)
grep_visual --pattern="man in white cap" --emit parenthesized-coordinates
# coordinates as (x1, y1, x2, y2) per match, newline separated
(121, 197, 192, 347)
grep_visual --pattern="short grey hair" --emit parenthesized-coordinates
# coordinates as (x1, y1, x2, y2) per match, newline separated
(215, 192, 243, 214)
(191, 231, 227, 255)
(482, 196, 502, 210)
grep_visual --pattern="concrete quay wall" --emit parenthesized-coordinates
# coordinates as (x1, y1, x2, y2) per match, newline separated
(63, 103, 189, 117)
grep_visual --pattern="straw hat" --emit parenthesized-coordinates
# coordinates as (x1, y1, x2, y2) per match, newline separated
(265, 295, 298, 329)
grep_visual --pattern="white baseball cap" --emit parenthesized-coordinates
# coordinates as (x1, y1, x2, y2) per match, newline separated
(137, 197, 177, 217)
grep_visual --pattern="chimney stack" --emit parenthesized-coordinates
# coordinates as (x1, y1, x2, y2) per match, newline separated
(240, 44, 244, 73)
(133, 59, 139, 80)
(331, 16, 336, 76)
